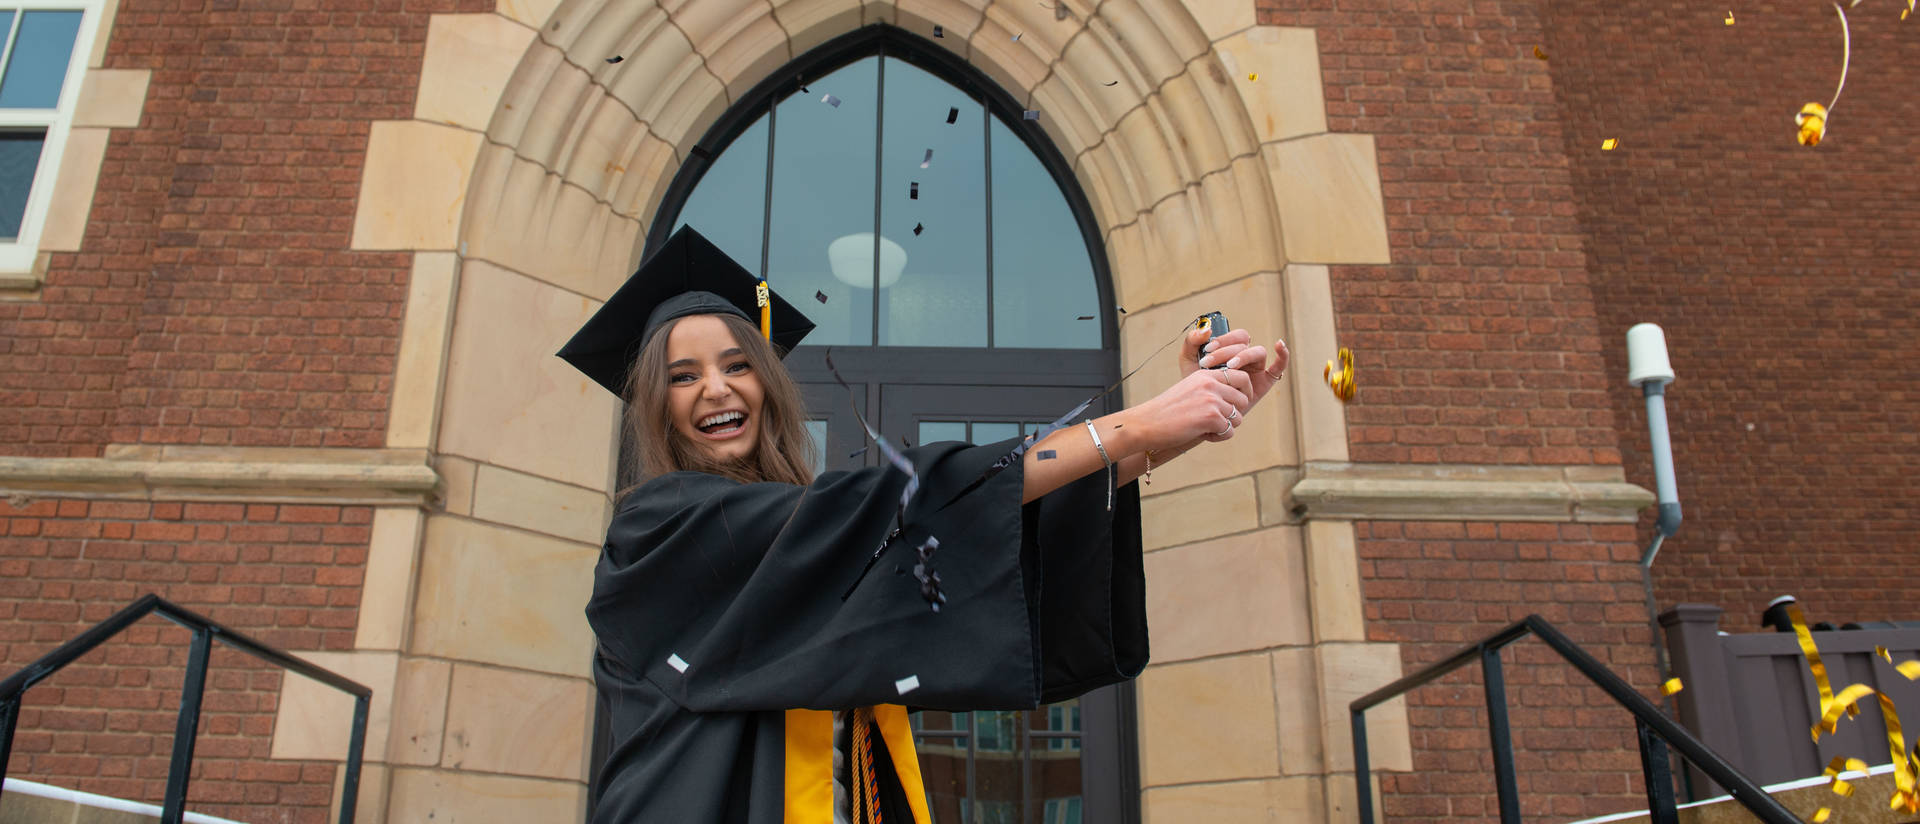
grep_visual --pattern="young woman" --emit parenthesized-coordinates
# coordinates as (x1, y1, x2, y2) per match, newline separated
(564, 227, 1288, 824)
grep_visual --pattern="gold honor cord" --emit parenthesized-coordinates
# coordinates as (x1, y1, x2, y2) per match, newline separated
(757, 281, 773, 341)
(1791, 605, 1920, 819)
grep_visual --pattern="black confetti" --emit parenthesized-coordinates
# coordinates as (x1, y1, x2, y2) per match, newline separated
(913, 223, 924, 236)
(815, 290, 828, 303)
(1076, 315, 1094, 320)
(946, 107, 958, 124)
(1103, 80, 1118, 86)
(606, 55, 624, 64)
(848, 447, 868, 458)
(1022, 110, 1040, 121)
(1116, 306, 1127, 314)
(933, 24, 944, 37)
(689, 145, 712, 160)
(909, 182, 919, 199)
(1013, 32, 1023, 42)
(1037, 450, 1058, 460)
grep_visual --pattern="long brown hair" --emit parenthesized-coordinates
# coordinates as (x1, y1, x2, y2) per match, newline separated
(625, 313, 817, 488)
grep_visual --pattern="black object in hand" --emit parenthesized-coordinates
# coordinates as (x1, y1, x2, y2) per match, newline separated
(1198, 311, 1230, 369)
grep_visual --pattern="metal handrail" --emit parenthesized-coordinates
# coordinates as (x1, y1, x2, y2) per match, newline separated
(1350, 615, 1799, 824)
(0, 594, 370, 824)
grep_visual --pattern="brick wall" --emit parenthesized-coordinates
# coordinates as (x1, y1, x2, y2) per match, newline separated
(1257, 0, 1622, 468)
(1546, 0, 1920, 622)
(0, 0, 489, 458)
(1359, 521, 1660, 821)
(1, 498, 369, 823)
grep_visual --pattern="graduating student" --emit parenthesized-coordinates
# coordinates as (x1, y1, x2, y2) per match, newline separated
(561, 226, 1289, 823)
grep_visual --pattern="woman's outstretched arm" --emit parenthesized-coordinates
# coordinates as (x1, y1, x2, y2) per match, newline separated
(1019, 327, 1290, 504)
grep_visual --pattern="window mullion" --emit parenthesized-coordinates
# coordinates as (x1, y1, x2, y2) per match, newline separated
(0, 10, 25, 91)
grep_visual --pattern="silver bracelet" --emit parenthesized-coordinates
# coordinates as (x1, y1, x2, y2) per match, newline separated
(1085, 420, 1113, 511)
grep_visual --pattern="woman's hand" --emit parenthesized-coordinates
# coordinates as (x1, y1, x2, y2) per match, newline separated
(1132, 367, 1252, 450)
(1181, 326, 1290, 412)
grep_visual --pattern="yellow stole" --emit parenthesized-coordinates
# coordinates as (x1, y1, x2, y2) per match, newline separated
(784, 707, 930, 824)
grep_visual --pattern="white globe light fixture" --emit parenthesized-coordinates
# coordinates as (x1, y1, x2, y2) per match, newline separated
(828, 232, 906, 289)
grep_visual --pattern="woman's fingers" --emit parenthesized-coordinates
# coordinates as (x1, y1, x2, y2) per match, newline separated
(1178, 327, 1213, 376)
(1197, 342, 1250, 369)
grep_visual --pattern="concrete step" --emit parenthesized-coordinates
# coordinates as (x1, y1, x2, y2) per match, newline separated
(1569, 762, 1917, 824)
(1, 778, 249, 824)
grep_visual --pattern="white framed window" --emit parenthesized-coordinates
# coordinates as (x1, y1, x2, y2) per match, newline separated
(0, 0, 102, 273)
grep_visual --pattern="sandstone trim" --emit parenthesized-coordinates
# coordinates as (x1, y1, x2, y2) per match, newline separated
(1267, 462, 1654, 524)
(0, 446, 440, 505)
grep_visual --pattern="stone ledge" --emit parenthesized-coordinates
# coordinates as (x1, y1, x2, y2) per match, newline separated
(1266, 461, 1654, 524)
(0, 447, 440, 506)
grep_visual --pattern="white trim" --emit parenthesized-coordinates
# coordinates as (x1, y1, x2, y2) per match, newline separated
(2, 777, 251, 824)
(0, 0, 104, 273)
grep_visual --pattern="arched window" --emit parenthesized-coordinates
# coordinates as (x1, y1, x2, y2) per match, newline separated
(605, 26, 1136, 824)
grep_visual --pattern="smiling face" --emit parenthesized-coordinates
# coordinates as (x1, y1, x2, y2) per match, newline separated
(663, 314, 766, 464)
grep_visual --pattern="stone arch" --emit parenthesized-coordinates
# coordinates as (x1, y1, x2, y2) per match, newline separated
(331, 0, 1407, 817)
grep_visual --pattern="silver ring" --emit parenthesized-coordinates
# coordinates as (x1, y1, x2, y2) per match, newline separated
(1228, 408, 1241, 421)
(1217, 424, 1233, 436)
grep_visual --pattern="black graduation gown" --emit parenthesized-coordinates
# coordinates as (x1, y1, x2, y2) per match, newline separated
(585, 438, 1147, 823)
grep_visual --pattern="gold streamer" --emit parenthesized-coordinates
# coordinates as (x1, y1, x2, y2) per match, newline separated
(1323, 348, 1356, 403)
(1824, 756, 1870, 798)
(1790, 604, 1839, 720)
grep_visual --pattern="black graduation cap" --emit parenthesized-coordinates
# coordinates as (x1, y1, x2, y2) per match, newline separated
(557, 225, 815, 398)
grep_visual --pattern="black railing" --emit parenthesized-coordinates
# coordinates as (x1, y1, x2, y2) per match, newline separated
(1349, 615, 1799, 824)
(0, 594, 370, 824)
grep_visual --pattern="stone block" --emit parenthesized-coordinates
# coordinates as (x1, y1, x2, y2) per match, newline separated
(387, 252, 461, 451)
(436, 454, 477, 516)
(1215, 27, 1327, 144)
(497, 0, 560, 28)
(966, 11, 1050, 108)
(1104, 154, 1285, 312)
(1316, 642, 1411, 773)
(1138, 475, 1259, 551)
(775, 0, 866, 57)
(38, 127, 108, 253)
(1142, 776, 1323, 824)
(351, 121, 485, 251)
(355, 507, 427, 651)
(389, 657, 453, 766)
(72, 69, 149, 128)
(441, 664, 595, 780)
(416, 14, 536, 132)
(460, 146, 644, 301)
(1144, 526, 1310, 662)
(330, 761, 389, 824)
(1270, 645, 1324, 774)
(1263, 134, 1390, 265)
(471, 463, 610, 546)
(1185, 0, 1255, 43)
(1304, 520, 1364, 643)
(1153, 59, 1259, 185)
(1283, 264, 1349, 462)
(1138, 653, 1281, 786)
(434, 258, 621, 493)
(411, 515, 599, 677)
(385, 767, 587, 824)
(271, 651, 398, 762)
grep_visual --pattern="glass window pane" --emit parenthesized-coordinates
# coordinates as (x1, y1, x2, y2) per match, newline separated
(878, 58, 987, 347)
(676, 112, 769, 281)
(768, 57, 879, 346)
(0, 11, 85, 109)
(0, 130, 46, 241)
(803, 419, 827, 477)
(918, 420, 967, 446)
(970, 421, 1020, 446)
(990, 118, 1101, 349)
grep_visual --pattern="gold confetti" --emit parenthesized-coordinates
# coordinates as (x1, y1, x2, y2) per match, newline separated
(1247, 72, 1258, 81)
(1793, 605, 1920, 814)
(1798, 102, 1830, 147)
(1601, 138, 1619, 150)
(1533, 45, 1548, 59)
(1813, 807, 1832, 823)
(1324, 348, 1356, 403)
(1880, 645, 1894, 662)
(1726, 10, 1735, 24)
(1661, 678, 1684, 697)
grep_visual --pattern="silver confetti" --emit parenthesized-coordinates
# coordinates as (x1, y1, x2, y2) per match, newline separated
(822, 93, 841, 107)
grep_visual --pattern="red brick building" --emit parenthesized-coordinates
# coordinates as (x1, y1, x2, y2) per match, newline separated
(1, 0, 1914, 820)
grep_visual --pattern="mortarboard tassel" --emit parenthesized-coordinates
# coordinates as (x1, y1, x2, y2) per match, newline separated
(756, 280, 771, 340)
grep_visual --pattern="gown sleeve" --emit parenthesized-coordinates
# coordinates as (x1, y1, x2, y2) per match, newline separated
(585, 437, 1146, 714)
